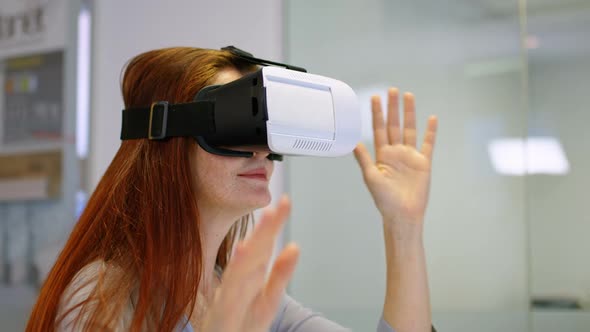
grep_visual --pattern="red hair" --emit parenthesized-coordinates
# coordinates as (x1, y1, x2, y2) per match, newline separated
(27, 47, 257, 331)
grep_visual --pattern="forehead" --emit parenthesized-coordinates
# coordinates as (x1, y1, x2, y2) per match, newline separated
(212, 68, 243, 85)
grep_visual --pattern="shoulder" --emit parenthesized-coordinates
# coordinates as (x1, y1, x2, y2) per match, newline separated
(59, 260, 105, 311)
(269, 294, 402, 332)
(56, 260, 133, 331)
(269, 293, 351, 332)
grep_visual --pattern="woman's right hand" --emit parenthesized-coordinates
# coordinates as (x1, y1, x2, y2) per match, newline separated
(201, 195, 300, 332)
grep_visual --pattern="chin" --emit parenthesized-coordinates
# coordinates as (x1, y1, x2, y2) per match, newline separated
(246, 190, 272, 210)
(226, 189, 272, 213)
(236, 179, 272, 207)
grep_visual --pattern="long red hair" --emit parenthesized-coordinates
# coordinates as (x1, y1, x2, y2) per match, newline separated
(26, 47, 257, 331)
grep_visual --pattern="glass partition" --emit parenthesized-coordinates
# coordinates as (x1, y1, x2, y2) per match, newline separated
(284, 0, 589, 330)
(527, 1, 590, 331)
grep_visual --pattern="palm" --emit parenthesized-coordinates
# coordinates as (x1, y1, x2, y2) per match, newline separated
(354, 88, 438, 224)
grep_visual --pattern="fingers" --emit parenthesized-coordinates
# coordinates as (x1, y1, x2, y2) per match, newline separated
(353, 143, 374, 172)
(420, 115, 438, 161)
(402, 92, 417, 147)
(369, 89, 437, 162)
(217, 196, 291, 320)
(386, 88, 401, 145)
(230, 196, 289, 279)
(371, 95, 388, 149)
(251, 242, 300, 318)
(244, 196, 290, 263)
(373, 89, 417, 148)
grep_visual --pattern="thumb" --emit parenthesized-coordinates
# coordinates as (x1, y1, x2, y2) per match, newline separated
(354, 143, 375, 175)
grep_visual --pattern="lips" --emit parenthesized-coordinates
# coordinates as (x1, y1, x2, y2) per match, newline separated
(238, 167, 268, 180)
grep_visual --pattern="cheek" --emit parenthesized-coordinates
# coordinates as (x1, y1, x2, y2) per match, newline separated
(194, 154, 240, 199)
(192, 149, 273, 209)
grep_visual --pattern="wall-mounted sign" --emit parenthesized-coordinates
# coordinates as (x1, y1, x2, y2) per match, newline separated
(0, 0, 68, 56)
(0, 6, 46, 46)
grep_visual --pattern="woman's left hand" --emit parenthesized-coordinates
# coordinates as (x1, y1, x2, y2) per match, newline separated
(354, 88, 438, 226)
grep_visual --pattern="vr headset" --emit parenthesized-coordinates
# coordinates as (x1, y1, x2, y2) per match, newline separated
(120, 46, 361, 161)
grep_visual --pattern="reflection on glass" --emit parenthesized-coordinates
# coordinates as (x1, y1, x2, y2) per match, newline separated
(488, 137, 569, 175)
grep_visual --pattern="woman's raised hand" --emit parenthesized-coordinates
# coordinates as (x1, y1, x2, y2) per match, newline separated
(201, 196, 300, 332)
(354, 88, 438, 226)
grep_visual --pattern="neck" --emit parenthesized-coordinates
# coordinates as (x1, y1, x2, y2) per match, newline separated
(198, 202, 250, 296)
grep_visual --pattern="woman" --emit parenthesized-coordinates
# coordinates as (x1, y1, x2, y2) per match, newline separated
(26, 47, 438, 331)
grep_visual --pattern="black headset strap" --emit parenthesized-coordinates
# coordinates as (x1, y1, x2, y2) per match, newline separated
(222, 46, 307, 73)
(119, 101, 284, 161)
(120, 101, 215, 140)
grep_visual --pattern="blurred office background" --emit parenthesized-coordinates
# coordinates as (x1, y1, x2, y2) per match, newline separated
(0, 0, 588, 331)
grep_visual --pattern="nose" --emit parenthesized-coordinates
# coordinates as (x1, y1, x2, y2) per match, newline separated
(252, 150, 271, 160)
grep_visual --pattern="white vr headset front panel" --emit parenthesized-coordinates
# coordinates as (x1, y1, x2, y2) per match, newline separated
(263, 67, 361, 157)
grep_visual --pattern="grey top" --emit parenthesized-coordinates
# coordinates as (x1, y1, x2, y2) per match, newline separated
(57, 261, 398, 332)
(178, 293, 396, 332)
